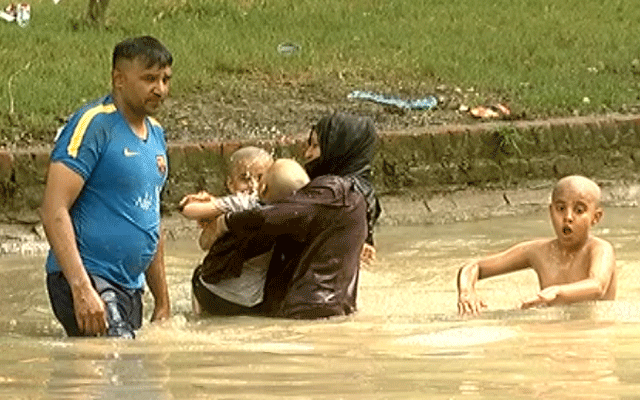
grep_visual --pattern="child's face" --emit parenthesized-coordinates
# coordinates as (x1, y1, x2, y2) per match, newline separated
(226, 158, 272, 195)
(549, 184, 602, 249)
(303, 129, 321, 164)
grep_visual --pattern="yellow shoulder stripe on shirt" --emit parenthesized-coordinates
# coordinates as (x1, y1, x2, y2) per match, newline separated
(67, 104, 117, 158)
(148, 116, 161, 127)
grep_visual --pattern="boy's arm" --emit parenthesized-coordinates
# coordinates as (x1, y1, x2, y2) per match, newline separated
(457, 260, 486, 316)
(458, 241, 535, 316)
(520, 239, 616, 309)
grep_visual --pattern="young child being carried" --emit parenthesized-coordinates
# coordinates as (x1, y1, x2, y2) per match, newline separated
(182, 158, 310, 316)
(457, 175, 616, 316)
(179, 146, 274, 251)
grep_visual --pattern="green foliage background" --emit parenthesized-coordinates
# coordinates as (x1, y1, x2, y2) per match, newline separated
(1, 0, 639, 144)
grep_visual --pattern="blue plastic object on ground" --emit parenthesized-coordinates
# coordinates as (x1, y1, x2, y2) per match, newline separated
(348, 90, 438, 110)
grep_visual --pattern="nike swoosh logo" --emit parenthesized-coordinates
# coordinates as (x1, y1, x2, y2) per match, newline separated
(124, 148, 139, 157)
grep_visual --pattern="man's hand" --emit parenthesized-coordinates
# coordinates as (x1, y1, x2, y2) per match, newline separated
(150, 302, 171, 322)
(360, 243, 376, 266)
(458, 290, 487, 316)
(71, 283, 107, 336)
(520, 286, 560, 309)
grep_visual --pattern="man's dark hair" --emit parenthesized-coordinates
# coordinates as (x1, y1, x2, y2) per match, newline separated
(112, 36, 173, 70)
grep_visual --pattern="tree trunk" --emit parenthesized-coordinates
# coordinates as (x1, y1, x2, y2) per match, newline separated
(87, 0, 110, 25)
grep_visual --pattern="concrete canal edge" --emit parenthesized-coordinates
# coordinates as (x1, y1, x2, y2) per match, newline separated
(2, 113, 640, 255)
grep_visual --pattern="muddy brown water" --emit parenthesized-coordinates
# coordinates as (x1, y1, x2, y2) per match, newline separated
(1, 208, 640, 399)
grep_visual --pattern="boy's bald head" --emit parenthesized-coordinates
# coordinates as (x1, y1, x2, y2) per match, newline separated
(552, 175, 601, 207)
(260, 159, 310, 203)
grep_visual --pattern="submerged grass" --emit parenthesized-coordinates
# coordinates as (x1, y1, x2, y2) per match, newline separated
(1, 0, 640, 144)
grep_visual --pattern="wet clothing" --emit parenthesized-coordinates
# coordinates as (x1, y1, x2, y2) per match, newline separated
(215, 192, 260, 216)
(222, 175, 367, 319)
(194, 193, 272, 314)
(47, 272, 142, 338)
(45, 94, 168, 337)
(46, 94, 168, 291)
(305, 112, 381, 245)
(198, 249, 273, 308)
(192, 265, 264, 316)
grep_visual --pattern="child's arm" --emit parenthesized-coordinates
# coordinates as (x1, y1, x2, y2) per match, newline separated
(178, 190, 213, 209)
(197, 193, 262, 251)
(520, 239, 616, 309)
(198, 220, 217, 251)
(458, 241, 536, 316)
(181, 199, 225, 220)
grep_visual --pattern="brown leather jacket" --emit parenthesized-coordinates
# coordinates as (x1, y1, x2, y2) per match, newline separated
(224, 175, 367, 319)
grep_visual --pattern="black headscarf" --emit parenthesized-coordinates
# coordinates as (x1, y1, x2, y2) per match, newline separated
(305, 112, 382, 244)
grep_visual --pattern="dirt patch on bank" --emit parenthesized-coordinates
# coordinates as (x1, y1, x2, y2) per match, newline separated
(7, 74, 638, 148)
(157, 76, 527, 144)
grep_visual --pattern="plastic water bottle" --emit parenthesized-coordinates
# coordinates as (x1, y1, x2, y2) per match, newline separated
(16, 3, 30, 27)
(102, 291, 135, 339)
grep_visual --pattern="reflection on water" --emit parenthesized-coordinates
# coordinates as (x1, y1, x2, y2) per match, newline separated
(2, 208, 640, 398)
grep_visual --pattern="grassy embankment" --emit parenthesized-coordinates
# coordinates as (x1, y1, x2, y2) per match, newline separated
(1, 0, 639, 146)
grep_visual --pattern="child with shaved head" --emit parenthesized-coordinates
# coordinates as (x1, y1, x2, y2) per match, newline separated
(457, 175, 616, 316)
(188, 158, 310, 316)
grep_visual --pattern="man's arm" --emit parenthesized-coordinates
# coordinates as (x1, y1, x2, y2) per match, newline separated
(458, 241, 535, 316)
(40, 162, 107, 336)
(145, 230, 171, 322)
(520, 239, 616, 309)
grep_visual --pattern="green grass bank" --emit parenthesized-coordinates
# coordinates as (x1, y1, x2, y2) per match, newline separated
(2, 0, 640, 146)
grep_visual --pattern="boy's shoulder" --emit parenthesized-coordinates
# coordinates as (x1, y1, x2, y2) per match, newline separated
(507, 238, 558, 262)
(587, 235, 615, 252)
(515, 237, 556, 251)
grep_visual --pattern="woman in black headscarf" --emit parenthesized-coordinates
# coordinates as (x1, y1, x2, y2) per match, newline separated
(303, 112, 382, 251)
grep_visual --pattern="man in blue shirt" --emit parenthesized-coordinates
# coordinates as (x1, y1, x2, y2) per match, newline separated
(40, 36, 173, 338)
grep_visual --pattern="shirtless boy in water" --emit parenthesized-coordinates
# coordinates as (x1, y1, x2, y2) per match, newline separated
(457, 175, 616, 316)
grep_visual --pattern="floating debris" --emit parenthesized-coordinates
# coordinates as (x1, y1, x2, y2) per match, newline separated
(348, 90, 438, 111)
(469, 103, 511, 119)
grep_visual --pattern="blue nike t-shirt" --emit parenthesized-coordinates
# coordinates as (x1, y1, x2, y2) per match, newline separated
(45, 95, 168, 290)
